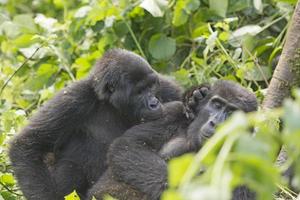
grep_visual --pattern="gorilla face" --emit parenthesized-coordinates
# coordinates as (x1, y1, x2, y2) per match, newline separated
(90, 49, 165, 125)
(187, 80, 258, 150)
(185, 96, 236, 149)
(108, 66, 163, 124)
(198, 96, 237, 139)
(127, 72, 163, 123)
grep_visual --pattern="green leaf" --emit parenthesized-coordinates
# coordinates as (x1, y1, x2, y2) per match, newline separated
(73, 56, 92, 79)
(34, 14, 58, 31)
(274, 0, 297, 4)
(172, 0, 200, 26)
(236, 62, 271, 81)
(172, 1, 188, 27)
(13, 34, 36, 48)
(283, 99, 300, 133)
(149, 34, 176, 60)
(75, 6, 92, 18)
(1, 21, 20, 38)
(25, 63, 57, 91)
(228, 0, 251, 13)
(0, 191, 14, 200)
(192, 23, 209, 38)
(172, 68, 189, 84)
(229, 25, 262, 47)
(161, 189, 183, 200)
(168, 153, 194, 188)
(0, 173, 15, 186)
(253, 0, 263, 13)
(103, 195, 117, 200)
(140, 0, 168, 17)
(13, 14, 37, 34)
(232, 25, 262, 38)
(64, 190, 80, 200)
(209, 0, 228, 17)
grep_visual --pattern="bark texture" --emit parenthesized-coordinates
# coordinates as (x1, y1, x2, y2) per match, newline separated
(263, 0, 300, 109)
(262, 1, 300, 186)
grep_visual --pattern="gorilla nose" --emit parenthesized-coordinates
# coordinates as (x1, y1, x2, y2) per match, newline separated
(148, 97, 160, 110)
(209, 120, 216, 127)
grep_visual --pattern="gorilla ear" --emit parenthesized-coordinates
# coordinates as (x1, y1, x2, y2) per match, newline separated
(92, 77, 113, 101)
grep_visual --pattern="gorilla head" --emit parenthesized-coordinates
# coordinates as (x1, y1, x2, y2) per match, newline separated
(187, 80, 258, 150)
(90, 49, 162, 123)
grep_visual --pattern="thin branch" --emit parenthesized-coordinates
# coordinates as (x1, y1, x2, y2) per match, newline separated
(0, 181, 22, 196)
(0, 46, 41, 97)
(123, 20, 146, 58)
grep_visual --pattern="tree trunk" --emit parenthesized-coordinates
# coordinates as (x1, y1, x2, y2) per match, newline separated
(262, 1, 300, 190)
(262, 0, 300, 109)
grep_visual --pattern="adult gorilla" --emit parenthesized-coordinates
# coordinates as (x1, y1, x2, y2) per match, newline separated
(9, 49, 183, 200)
(87, 80, 258, 200)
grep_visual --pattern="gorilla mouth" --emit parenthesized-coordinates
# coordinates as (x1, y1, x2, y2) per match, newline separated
(199, 127, 215, 140)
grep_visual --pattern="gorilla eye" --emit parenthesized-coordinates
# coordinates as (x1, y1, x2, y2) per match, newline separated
(226, 110, 233, 117)
(212, 101, 222, 109)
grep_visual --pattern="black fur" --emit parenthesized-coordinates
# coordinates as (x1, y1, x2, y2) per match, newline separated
(87, 80, 258, 200)
(9, 49, 183, 200)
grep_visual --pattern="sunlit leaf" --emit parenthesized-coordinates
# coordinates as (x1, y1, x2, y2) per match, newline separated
(172, 0, 200, 26)
(140, 0, 168, 17)
(161, 189, 183, 200)
(34, 14, 58, 32)
(0, 173, 15, 186)
(253, 0, 263, 13)
(64, 190, 80, 200)
(168, 154, 194, 188)
(13, 34, 36, 48)
(274, 0, 297, 4)
(230, 25, 262, 42)
(75, 6, 92, 18)
(13, 14, 37, 34)
(1, 21, 20, 38)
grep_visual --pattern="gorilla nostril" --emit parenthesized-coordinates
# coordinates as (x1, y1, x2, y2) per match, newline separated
(209, 121, 215, 127)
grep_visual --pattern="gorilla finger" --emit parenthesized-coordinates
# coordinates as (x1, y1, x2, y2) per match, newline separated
(199, 87, 209, 96)
(192, 86, 210, 102)
(188, 99, 196, 108)
(192, 90, 203, 102)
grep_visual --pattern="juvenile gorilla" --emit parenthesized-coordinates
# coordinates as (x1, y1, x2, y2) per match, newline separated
(9, 49, 183, 200)
(87, 80, 258, 200)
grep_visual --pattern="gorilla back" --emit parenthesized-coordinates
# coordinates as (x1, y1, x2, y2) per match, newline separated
(9, 49, 182, 200)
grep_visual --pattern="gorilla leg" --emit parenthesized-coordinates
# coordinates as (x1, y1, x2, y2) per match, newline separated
(52, 160, 87, 198)
(88, 170, 147, 200)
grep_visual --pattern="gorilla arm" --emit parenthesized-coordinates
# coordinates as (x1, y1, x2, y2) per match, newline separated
(159, 136, 191, 161)
(107, 102, 187, 200)
(9, 80, 97, 200)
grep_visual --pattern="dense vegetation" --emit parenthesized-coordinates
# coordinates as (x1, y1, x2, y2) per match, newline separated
(0, 0, 300, 199)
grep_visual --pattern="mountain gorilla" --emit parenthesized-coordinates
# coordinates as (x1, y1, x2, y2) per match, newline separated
(8, 49, 183, 200)
(87, 80, 258, 200)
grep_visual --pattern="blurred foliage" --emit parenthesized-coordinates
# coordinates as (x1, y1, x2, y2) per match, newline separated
(0, 0, 299, 199)
(163, 90, 300, 200)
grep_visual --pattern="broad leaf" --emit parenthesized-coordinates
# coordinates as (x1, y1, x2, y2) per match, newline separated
(140, 0, 168, 17)
(149, 34, 176, 60)
(209, 0, 228, 17)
